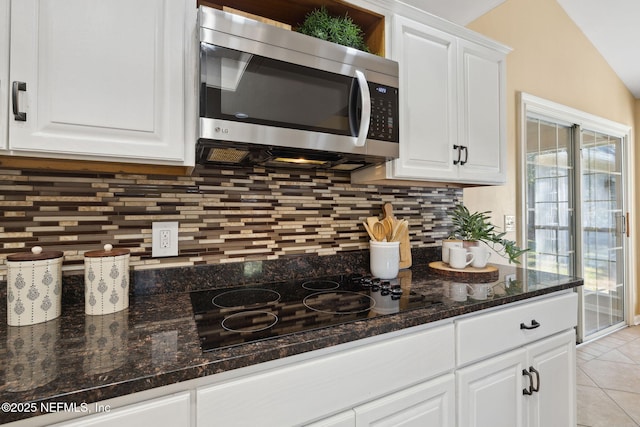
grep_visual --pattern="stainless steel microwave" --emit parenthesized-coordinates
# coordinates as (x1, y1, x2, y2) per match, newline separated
(196, 6, 399, 170)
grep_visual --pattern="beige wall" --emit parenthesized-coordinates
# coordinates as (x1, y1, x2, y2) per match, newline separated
(464, 0, 638, 315)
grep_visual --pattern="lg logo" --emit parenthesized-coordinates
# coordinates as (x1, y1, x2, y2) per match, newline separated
(214, 127, 229, 134)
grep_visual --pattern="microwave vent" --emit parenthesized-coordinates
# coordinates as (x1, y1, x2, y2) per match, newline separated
(208, 147, 249, 163)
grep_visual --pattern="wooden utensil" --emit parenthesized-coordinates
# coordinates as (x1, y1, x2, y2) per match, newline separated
(381, 203, 412, 269)
(366, 216, 379, 231)
(381, 203, 395, 240)
(363, 221, 376, 241)
(372, 221, 387, 241)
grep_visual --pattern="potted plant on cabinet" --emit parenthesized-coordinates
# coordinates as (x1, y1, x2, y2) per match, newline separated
(449, 204, 528, 264)
(296, 7, 370, 52)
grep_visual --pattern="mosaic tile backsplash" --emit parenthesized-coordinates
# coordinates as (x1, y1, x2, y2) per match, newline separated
(0, 165, 462, 281)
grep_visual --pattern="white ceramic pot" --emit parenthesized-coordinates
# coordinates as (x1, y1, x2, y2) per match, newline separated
(84, 244, 130, 315)
(6, 246, 63, 326)
(370, 241, 400, 279)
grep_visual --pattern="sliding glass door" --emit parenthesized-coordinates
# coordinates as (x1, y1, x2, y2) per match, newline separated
(579, 130, 626, 337)
(522, 96, 629, 343)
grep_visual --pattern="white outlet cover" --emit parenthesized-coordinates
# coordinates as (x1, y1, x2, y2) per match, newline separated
(152, 221, 179, 257)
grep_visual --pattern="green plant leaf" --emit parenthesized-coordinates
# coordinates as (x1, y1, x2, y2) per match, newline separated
(297, 7, 369, 52)
(449, 204, 529, 264)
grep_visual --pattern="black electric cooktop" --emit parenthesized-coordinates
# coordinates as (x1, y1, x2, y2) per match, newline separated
(190, 274, 443, 352)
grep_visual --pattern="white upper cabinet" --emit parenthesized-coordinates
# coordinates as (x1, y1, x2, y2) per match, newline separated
(352, 11, 509, 186)
(7, 0, 193, 165)
(392, 16, 459, 181)
(0, 0, 8, 150)
(456, 40, 506, 183)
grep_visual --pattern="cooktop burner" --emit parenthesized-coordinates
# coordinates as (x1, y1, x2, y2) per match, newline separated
(212, 288, 281, 308)
(190, 274, 442, 352)
(303, 291, 375, 315)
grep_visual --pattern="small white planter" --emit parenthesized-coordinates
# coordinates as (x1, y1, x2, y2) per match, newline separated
(84, 244, 130, 315)
(6, 246, 63, 326)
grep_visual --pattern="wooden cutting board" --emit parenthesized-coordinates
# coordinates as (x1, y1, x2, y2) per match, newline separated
(428, 261, 498, 283)
(381, 202, 412, 269)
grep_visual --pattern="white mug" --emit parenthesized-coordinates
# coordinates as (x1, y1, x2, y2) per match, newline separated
(469, 245, 491, 268)
(469, 283, 495, 300)
(370, 241, 400, 279)
(450, 283, 473, 302)
(448, 247, 474, 269)
(442, 239, 463, 264)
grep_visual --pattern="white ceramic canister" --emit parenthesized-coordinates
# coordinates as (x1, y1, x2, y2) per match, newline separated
(370, 240, 400, 279)
(6, 246, 63, 326)
(84, 244, 130, 315)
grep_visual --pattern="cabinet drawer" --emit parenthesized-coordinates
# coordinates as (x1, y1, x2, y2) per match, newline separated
(51, 392, 191, 427)
(456, 292, 577, 366)
(197, 323, 454, 427)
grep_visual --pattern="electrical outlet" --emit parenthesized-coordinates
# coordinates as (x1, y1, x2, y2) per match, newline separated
(504, 215, 516, 232)
(152, 222, 178, 257)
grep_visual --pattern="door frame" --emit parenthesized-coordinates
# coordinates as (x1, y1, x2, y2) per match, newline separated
(518, 92, 635, 339)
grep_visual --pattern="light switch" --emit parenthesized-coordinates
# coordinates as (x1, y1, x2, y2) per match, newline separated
(504, 215, 516, 232)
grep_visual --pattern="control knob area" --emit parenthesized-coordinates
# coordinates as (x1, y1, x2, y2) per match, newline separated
(350, 274, 404, 300)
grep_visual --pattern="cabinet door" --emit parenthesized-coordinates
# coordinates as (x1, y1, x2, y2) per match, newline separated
(390, 15, 458, 180)
(456, 40, 506, 184)
(527, 329, 576, 427)
(8, 0, 186, 163)
(306, 411, 356, 427)
(354, 374, 455, 427)
(51, 392, 191, 427)
(457, 348, 527, 427)
(0, 0, 8, 150)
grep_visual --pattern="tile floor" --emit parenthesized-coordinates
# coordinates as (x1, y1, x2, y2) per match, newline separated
(577, 325, 640, 427)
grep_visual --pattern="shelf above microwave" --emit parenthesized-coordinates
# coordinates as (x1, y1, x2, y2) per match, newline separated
(198, 0, 386, 57)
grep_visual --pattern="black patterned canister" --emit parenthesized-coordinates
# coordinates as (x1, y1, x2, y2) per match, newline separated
(6, 246, 63, 326)
(84, 244, 130, 315)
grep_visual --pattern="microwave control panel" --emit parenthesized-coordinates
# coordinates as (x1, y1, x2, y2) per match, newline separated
(367, 83, 399, 143)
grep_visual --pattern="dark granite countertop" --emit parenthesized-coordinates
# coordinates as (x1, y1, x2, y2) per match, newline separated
(0, 257, 582, 424)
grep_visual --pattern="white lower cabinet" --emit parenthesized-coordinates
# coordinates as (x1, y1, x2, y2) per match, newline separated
(353, 374, 455, 427)
(456, 292, 578, 427)
(306, 411, 356, 427)
(50, 392, 191, 427)
(526, 330, 577, 427)
(457, 348, 527, 427)
(309, 374, 455, 427)
(196, 323, 455, 427)
(12, 292, 578, 427)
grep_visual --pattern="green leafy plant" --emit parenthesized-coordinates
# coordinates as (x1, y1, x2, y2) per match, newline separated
(296, 7, 369, 52)
(449, 204, 529, 264)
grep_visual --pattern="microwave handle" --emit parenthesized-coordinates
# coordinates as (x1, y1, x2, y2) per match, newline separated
(354, 70, 371, 147)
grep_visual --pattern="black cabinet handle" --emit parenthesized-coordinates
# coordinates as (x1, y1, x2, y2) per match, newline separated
(453, 145, 462, 165)
(12, 81, 27, 121)
(522, 369, 533, 395)
(530, 366, 540, 392)
(522, 367, 541, 395)
(520, 319, 540, 330)
(460, 146, 469, 165)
